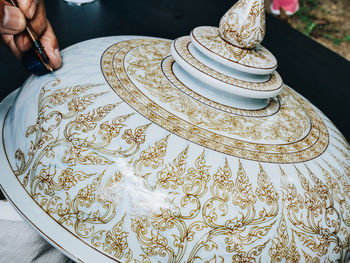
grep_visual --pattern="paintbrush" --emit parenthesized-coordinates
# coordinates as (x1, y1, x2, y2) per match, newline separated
(8, 0, 56, 77)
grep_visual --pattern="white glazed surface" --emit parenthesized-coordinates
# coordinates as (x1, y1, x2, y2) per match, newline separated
(188, 43, 270, 83)
(1, 36, 350, 263)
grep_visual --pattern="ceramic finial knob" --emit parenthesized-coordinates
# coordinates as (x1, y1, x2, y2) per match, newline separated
(219, 0, 266, 49)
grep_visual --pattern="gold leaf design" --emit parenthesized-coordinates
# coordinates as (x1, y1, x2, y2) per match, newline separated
(269, 212, 301, 262)
(270, 213, 289, 261)
(184, 150, 211, 197)
(32, 166, 95, 196)
(134, 134, 170, 176)
(280, 165, 346, 261)
(47, 83, 104, 106)
(53, 170, 116, 238)
(233, 160, 256, 211)
(156, 146, 188, 190)
(98, 113, 133, 142)
(212, 158, 234, 201)
(120, 123, 152, 157)
(256, 164, 279, 218)
(92, 214, 130, 259)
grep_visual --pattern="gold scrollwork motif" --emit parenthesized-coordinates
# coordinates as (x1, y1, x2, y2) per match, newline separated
(102, 39, 329, 163)
(11, 130, 350, 262)
(6, 78, 150, 260)
(128, 148, 281, 262)
(14, 81, 104, 179)
(92, 214, 133, 260)
(279, 163, 350, 262)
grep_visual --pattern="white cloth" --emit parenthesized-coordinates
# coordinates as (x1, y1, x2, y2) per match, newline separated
(0, 200, 74, 263)
(64, 0, 96, 6)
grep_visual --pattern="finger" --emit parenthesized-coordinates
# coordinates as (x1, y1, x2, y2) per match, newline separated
(29, 0, 47, 36)
(1, 33, 22, 59)
(17, 0, 38, 19)
(14, 1, 46, 52)
(14, 29, 31, 52)
(40, 22, 61, 69)
(0, 2, 26, 34)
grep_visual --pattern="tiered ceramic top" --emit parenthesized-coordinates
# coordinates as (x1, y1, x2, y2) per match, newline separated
(171, 0, 282, 100)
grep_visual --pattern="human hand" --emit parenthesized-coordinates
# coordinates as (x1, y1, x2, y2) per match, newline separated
(0, 0, 61, 69)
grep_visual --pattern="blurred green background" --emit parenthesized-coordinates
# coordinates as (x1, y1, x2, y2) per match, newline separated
(266, 0, 350, 60)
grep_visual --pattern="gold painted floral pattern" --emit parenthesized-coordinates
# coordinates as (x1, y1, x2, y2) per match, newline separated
(3, 37, 350, 263)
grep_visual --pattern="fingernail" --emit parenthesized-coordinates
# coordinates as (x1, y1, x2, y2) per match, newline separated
(28, 1, 37, 19)
(3, 6, 26, 32)
(54, 48, 62, 66)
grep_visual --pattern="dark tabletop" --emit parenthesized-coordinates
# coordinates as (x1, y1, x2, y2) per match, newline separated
(1, 0, 350, 199)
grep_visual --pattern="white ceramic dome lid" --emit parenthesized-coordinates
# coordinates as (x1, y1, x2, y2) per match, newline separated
(0, 1, 350, 263)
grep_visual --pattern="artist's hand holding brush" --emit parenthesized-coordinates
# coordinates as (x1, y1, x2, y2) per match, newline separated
(0, 0, 61, 69)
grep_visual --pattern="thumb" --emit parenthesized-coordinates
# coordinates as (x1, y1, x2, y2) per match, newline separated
(0, 1, 26, 34)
